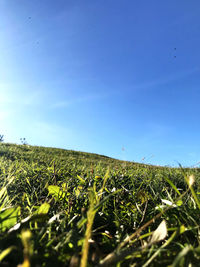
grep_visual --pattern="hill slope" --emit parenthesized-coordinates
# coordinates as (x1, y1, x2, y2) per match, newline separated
(0, 143, 200, 266)
(0, 142, 156, 168)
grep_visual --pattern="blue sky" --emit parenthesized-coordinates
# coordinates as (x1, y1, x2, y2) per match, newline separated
(0, 0, 200, 166)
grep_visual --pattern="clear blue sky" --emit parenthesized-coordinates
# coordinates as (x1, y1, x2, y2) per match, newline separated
(0, 0, 200, 166)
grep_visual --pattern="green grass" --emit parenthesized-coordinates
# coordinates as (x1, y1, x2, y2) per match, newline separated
(0, 142, 200, 266)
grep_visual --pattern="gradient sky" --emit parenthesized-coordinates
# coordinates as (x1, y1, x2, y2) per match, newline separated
(0, 0, 200, 166)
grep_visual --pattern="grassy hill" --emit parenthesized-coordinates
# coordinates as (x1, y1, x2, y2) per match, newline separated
(0, 143, 200, 266)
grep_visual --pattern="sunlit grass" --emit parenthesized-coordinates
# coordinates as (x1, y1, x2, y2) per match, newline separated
(0, 142, 200, 266)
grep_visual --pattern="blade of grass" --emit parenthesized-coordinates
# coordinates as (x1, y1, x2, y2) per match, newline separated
(185, 175, 200, 210)
(164, 176, 181, 196)
(143, 230, 177, 267)
(0, 246, 17, 262)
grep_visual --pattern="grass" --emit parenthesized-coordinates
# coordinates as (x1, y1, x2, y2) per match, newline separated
(0, 142, 200, 266)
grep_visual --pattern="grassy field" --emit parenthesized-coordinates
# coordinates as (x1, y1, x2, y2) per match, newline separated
(0, 143, 200, 266)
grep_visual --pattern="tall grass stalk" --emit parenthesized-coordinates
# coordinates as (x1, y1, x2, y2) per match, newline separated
(80, 191, 96, 267)
(80, 170, 110, 267)
(185, 174, 200, 210)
